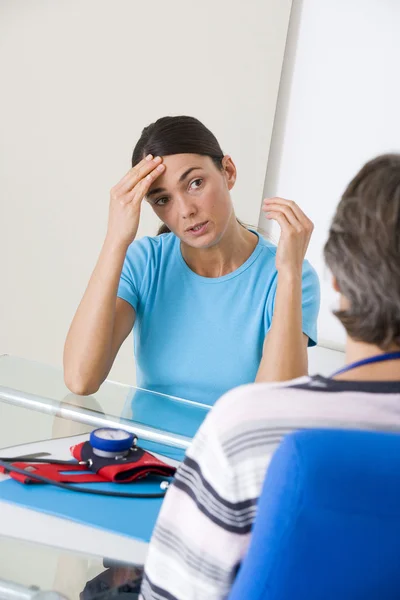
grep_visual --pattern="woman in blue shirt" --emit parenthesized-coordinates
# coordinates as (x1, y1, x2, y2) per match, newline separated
(64, 116, 320, 406)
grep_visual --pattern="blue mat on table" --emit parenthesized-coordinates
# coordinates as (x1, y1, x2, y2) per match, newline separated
(0, 388, 206, 540)
(0, 475, 168, 542)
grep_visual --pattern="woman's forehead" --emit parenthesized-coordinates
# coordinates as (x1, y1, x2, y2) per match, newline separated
(148, 154, 214, 194)
(161, 153, 211, 172)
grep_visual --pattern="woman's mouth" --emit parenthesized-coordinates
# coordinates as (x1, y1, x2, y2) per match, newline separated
(186, 221, 209, 236)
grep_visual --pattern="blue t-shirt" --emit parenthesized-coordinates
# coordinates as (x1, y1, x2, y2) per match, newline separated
(117, 231, 320, 406)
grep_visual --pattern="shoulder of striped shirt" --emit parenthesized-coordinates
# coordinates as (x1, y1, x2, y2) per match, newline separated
(206, 375, 400, 458)
(214, 376, 312, 408)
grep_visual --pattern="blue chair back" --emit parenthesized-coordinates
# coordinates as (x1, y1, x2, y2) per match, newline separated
(228, 429, 400, 600)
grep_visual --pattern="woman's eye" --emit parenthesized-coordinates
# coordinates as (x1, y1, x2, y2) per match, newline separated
(155, 197, 169, 206)
(189, 178, 203, 190)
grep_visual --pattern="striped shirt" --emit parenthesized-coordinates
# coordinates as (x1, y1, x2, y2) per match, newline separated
(140, 375, 400, 600)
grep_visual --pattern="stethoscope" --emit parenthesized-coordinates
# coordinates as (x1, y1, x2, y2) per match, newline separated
(0, 427, 171, 498)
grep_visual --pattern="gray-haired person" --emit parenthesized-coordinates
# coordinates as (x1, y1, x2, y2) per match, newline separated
(140, 154, 400, 600)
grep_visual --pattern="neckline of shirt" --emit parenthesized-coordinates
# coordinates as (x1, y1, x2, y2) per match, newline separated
(176, 230, 266, 284)
(299, 375, 400, 394)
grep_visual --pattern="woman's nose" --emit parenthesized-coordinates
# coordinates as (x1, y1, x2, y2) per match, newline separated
(176, 194, 197, 219)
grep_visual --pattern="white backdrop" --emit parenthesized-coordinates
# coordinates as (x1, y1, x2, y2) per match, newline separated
(0, 0, 292, 384)
(260, 0, 400, 350)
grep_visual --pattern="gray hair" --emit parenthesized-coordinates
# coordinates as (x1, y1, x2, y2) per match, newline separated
(324, 154, 400, 349)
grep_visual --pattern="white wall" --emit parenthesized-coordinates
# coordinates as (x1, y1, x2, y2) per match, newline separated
(308, 345, 344, 377)
(0, 0, 292, 385)
(260, 0, 400, 352)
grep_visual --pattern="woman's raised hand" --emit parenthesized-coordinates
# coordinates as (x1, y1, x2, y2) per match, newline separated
(263, 198, 314, 276)
(107, 155, 165, 248)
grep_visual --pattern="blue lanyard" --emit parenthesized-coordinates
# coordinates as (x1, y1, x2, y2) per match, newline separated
(332, 352, 400, 377)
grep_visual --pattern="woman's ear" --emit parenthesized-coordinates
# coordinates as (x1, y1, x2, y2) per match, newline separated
(332, 276, 340, 293)
(333, 277, 351, 311)
(222, 155, 236, 190)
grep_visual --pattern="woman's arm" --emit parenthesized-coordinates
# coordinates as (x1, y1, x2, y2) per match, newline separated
(256, 272, 309, 382)
(63, 239, 135, 395)
(63, 154, 166, 395)
(256, 198, 314, 383)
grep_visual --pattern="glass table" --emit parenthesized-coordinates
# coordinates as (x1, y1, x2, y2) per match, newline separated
(0, 532, 145, 599)
(0, 354, 210, 459)
(0, 355, 210, 564)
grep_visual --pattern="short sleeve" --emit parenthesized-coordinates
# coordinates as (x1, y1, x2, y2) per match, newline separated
(117, 237, 154, 312)
(300, 260, 320, 347)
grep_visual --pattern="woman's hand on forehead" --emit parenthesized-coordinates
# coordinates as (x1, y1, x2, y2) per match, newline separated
(106, 155, 165, 248)
(114, 155, 165, 199)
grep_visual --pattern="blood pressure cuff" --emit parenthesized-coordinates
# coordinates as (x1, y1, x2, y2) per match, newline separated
(70, 441, 176, 483)
(0, 443, 176, 485)
(0, 461, 106, 484)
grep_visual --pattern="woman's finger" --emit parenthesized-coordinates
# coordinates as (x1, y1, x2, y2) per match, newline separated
(113, 155, 152, 192)
(264, 203, 305, 232)
(265, 210, 293, 234)
(264, 197, 313, 229)
(126, 163, 166, 205)
(116, 155, 163, 195)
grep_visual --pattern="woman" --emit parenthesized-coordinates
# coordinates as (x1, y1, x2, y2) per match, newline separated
(64, 116, 320, 405)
